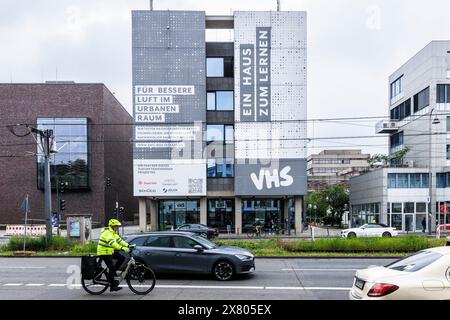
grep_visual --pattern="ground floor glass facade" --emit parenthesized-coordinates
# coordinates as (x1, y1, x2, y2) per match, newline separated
(207, 199, 234, 233)
(158, 200, 200, 230)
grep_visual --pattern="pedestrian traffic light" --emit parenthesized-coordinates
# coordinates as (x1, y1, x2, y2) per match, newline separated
(119, 207, 125, 217)
(106, 177, 111, 187)
(60, 199, 66, 211)
(114, 207, 118, 217)
(59, 182, 65, 193)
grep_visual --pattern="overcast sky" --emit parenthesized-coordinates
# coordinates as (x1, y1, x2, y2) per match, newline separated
(1, 0, 450, 157)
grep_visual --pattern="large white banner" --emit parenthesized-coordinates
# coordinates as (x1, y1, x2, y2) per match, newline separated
(134, 159, 206, 196)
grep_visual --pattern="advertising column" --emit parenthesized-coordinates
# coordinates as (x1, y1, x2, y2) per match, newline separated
(132, 11, 207, 197)
(234, 11, 308, 196)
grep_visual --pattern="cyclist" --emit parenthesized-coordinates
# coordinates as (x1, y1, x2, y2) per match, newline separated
(97, 219, 130, 292)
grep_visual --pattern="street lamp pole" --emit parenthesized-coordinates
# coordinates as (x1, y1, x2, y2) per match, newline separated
(429, 108, 440, 235)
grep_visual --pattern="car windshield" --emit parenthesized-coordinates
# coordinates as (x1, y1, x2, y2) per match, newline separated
(385, 251, 443, 272)
(192, 235, 217, 249)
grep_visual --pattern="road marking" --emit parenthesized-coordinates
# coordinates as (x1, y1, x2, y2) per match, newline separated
(281, 268, 356, 272)
(0, 267, 46, 269)
(0, 283, 351, 291)
(48, 284, 66, 287)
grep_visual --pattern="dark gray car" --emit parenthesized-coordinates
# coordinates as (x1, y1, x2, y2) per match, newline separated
(125, 232, 255, 281)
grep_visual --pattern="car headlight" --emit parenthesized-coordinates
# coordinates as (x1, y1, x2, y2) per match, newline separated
(235, 254, 253, 261)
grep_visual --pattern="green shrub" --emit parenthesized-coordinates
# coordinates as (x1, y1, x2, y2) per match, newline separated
(216, 237, 447, 255)
(5, 236, 74, 252)
(71, 241, 97, 255)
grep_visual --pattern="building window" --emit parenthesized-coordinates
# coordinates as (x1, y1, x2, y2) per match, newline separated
(207, 199, 234, 233)
(37, 118, 89, 190)
(404, 202, 415, 214)
(206, 57, 233, 77)
(390, 99, 411, 121)
(416, 203, 427, 213)
(413, 87, 430, 113)
(447, 116, 450, 132)
(206, 125, 234, 145)
(448, 145, 450, 160)
(437, 84, 450, 104)
(207, 159, 234, 178)
(207, 91, 234, 111)
(207, 58, 224, 77)
(447, 52, 450, 74)
(158, 200, 200, 231)
(390, 131, 404, 149)
(390, 76, 403, 101)
(387, 173, 429, 189)
(437, 173, 447, 188)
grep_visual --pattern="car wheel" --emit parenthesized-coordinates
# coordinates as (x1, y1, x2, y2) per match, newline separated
(382, 232, 392, 238)
(213, 260, 235, 281)
(347, 232, 356, 239)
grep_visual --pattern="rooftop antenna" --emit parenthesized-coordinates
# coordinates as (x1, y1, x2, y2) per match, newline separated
(277, 0, 281, 11)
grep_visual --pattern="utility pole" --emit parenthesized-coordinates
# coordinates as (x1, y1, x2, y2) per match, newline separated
(8, 124, 54, 242)
(150, 0, 153, 10)
(277, 0, 281, 11)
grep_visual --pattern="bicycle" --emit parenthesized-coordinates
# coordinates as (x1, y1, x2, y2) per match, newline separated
(81, 245, 156, 295)
(246, 227, 269, 238)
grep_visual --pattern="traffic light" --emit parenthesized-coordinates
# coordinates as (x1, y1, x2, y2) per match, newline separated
(60, 199, 66, 211)
(114, 207, 118, 217)
(119, 207, 125, 217)
(105, 177, 111, 187)
(59, 182, 65, 193)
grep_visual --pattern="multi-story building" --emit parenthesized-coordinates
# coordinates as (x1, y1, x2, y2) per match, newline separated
(307, 150, 370, 191)
(132, 10, 308, 234)
(350, 41, 450, 232)
(0, 82, 137, 226)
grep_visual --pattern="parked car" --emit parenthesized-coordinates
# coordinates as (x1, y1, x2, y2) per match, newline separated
(126, 231, 255, 281)
(349, 246, 450, 300)
(341, 223, 398, 238)
(176, 224, 219, 239)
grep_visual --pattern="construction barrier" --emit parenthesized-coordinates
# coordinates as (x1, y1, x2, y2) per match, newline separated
(5, 225, 46, 237)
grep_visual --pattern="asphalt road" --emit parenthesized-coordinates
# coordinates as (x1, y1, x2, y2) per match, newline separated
(0, 257, 397, 300)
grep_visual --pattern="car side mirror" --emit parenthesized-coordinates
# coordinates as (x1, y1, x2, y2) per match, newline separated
(194, 245, 204, 252)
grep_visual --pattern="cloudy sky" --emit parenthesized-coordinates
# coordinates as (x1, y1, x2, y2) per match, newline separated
(1, 0, 450, 157)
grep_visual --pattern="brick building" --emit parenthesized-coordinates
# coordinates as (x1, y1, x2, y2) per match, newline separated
(0, 82, 137, 226)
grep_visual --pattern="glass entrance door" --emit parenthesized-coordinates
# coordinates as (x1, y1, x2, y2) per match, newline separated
(404, 214, 414, 232)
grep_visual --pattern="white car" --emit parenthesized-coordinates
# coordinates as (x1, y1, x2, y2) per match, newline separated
(341, 223, 398, 238)
(349, 246, 450, 300)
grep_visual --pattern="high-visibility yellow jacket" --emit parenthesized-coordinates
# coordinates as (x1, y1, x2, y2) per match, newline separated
(96, 227, 129, 256)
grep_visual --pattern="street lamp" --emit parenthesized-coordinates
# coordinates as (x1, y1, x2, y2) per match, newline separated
(429, 108, 440, 235)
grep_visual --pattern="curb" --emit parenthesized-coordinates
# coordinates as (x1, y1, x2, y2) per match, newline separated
(0, 255, 402, 259)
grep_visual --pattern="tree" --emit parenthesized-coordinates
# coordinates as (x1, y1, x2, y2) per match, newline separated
(323, 185, 349, 227)
(368, 154, 389, 168)
(392, 146, 411, 164)
(306, 190, 328, 223)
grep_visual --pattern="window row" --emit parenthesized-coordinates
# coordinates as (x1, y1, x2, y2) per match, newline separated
(207, 158, 234, 178)
(207, 91, 234, 111)
(387, 173, 429, 189)
(206, 125, 234, 144)
(413, 87, 430, 113)
(436, 172, 450, 188)
(437, 84, 450, 104)
(312, 159, 351, 164)
(390, 131, 404, 148)
(390, 76, 403, 100)
(206, 57, 234, 77)
(390, 99, 411, 121)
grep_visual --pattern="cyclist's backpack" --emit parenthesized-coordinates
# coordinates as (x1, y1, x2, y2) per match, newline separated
(81, 255, 97, 280)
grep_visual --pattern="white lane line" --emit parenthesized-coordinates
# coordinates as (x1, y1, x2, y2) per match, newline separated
(4, 283, 351, 291)
(25, 284, 45, 287)
(281, 268, 356, 271)
(48, 284, 66, 287)
(0, 267, 46, 269)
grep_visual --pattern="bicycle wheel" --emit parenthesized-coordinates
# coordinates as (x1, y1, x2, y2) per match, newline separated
(81, 269, 109, 295)
(126, 263, 156, 295)
(246, 231, 255, 238)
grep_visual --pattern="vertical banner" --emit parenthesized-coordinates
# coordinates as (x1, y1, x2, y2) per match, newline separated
(256, 27, 271, 122)
(132, 11, 206, 197)
(234, 11, 307, 196)
(240, 44, 255, 122)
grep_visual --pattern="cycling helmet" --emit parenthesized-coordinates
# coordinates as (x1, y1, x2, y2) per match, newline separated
(108, 219, 122, 227)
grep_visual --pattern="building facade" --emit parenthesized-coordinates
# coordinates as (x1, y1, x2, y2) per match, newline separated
(307, 150, 370, 191)
(0, 83, 137, 226)
(132, 10, 308, 234)
(350, 41, 450, 232)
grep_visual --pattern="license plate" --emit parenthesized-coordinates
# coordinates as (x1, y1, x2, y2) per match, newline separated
(354, 277, 365, 290)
